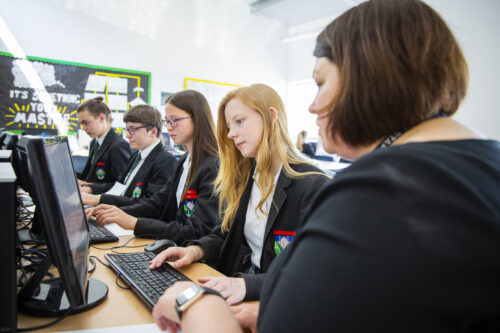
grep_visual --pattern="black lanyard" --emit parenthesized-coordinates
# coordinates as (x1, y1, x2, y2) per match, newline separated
(374, 111, 448, 151)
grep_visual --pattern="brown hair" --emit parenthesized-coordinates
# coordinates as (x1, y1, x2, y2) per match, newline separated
(123, 104, 162, 137)
(314, 0, 469, 147)
(166, 90, 218, 199)
(77, 96, 112, 122)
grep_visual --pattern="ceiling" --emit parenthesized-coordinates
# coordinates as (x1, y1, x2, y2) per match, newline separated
(247, 0, 358, 27)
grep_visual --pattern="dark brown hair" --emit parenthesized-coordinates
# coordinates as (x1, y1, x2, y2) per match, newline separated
(314, 0, 469, 147)
(123, 104, 162, 137)
(77, 96, 112, 122)
(166, 90, 218, 197)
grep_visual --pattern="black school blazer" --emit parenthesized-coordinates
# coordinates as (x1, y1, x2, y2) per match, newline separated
(121, 152, 220, 244)
(193, 163, 328, 300)
(78, 130, 132, 183)
(90, 143, 178, 205)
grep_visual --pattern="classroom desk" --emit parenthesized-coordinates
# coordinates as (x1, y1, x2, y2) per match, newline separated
(17, 236, 225, 332)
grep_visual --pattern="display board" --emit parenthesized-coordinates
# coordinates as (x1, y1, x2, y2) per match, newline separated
(0, 52, 151, 135)
(184, 77, 241, 122)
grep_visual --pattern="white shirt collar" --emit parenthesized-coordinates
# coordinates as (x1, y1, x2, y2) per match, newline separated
(96, 128, 111, 146)
(139, 140, 161, 160)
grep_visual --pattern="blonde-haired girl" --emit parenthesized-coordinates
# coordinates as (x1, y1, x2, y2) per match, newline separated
(151, 83, 328, 303)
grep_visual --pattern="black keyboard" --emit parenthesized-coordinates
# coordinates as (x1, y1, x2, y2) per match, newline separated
(88, 218, 119, 243)
(105, 252, 191, 307)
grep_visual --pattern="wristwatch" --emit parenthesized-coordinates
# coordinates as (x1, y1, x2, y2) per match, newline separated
(175, 284, 222, 320)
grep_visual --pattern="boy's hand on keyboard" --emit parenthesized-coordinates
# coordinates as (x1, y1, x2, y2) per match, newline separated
(149, 245, 204, 270)
(77, 179, 90, 187)
(81, 191, 101, 206)
(90, 204, 138, 230)
(198, 276, 246, 305)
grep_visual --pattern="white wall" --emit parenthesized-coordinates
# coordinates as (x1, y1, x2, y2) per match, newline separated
(1, 0, 499, 141)
(0, 0, 289, 110)
(285, 0, 500, 141)
(428, 0, 500, 140)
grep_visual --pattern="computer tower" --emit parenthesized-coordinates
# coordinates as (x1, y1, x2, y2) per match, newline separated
(0, 150, 11, 163)
(0, 163, 17, 332)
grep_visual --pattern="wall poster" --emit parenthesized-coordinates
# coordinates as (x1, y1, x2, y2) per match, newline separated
(184, 77, 241, 122)
(0, 52, 151, 135)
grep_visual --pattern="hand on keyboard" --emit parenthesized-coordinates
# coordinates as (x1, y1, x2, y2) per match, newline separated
(86, 204, 138, 230)
(149, 245, 204, 270)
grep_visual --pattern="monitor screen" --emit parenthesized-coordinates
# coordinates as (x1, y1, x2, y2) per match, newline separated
(16, 135, 68, 192)
(16, 136, 69, 236)
(25, 138, 89, 305)
(45, 141, 89, 288)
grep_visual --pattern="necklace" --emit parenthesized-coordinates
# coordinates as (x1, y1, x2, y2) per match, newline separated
(375, 111, 448, 150)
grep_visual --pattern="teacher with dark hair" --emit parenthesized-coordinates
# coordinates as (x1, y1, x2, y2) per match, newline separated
(149, 1, 500, 332)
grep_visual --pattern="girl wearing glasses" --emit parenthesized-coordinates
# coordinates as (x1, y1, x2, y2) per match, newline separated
(150, 84, 328, 304)
(87, 90, 220, 244)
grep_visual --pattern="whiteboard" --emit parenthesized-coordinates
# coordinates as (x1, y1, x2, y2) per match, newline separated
(184, 78, 241, 123)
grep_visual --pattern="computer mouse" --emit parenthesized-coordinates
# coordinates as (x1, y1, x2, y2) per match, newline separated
(145, 239, 177, 254)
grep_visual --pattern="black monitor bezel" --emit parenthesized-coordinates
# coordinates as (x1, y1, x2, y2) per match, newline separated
(1, 132, 19, 150)
(25, 137, 89, 306)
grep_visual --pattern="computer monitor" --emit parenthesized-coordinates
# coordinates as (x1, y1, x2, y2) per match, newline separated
(17, 138, 107, 316)
(162, 132, 171, 147)
(16, 136, 65, 242)
(0, 132, 19, 150)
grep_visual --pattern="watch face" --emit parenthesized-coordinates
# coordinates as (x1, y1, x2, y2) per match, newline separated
(176, 285, 201, 307)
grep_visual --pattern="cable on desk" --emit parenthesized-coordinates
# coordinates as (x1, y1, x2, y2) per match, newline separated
(17, 308, 72, 332)
(89, 255, 110, 268)
(16, 240, 50, 288)
(115, 272, 131, 290)
(88, 256, 97, 273)
(16, 195, 35, 230)
(90, 234, 158, 253)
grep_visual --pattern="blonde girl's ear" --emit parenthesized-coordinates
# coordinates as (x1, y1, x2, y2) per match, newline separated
(269, 107, 278, 122)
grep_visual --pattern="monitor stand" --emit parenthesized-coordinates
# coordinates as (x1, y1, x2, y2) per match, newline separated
(18, 256, 108, 317)
(17, 209, 45, 243)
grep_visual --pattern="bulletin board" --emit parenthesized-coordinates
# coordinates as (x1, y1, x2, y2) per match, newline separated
(0, 52, 151, 135)
(184, 77, 241, 122)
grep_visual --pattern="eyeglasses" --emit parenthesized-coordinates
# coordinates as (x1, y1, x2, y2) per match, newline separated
(163, 116, 191, 128)
(125, 124, 150, 135)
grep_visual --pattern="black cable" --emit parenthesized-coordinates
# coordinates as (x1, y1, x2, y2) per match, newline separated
(115, 272, 131, 290)
(88, 256, 96, 273)
(89, 255, 110, 268)
(16, 242, 49, 288)
(17, 308, 72, 332)
(90, 234, 156, 252)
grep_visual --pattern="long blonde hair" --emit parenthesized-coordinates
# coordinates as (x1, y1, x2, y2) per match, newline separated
(214, 84, 326, 232)
(296, 130, 307, 152)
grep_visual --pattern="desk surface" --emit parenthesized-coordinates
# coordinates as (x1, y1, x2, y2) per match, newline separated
(17, 236, 225, 332)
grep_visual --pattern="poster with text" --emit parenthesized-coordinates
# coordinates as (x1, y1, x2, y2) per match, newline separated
(0, 52, 151, 135)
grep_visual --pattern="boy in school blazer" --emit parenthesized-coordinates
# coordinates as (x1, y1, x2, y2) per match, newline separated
(77, 97, 131, 184)
(80, 104, 178, 206)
